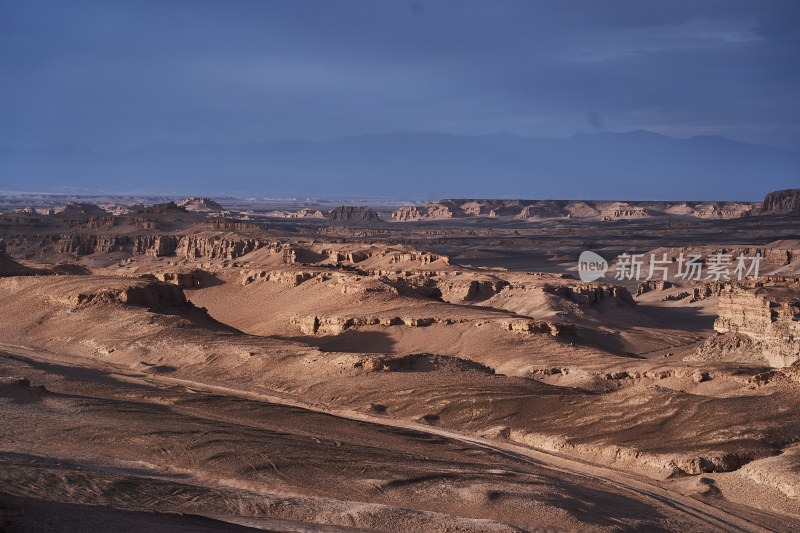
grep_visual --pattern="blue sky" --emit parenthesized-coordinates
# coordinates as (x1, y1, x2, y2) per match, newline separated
(2, 0, 799, 152)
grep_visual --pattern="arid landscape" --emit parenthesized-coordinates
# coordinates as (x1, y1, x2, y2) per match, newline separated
(0, 189, 798, 532)
(4, 1, 800, 530)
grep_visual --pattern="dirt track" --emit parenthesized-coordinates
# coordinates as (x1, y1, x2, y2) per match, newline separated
(2, 341, 793, 532)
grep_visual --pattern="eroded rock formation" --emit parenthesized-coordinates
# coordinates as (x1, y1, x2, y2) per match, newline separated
(177, 236, 263, 259)
(762, 189, 800, 214)
(66, 280, 192, 310)
(637, 280, 674, 296)
(4, 232, 267, 260)
(543, 283, 635, 307)
(178, 197, 226, 213)
(392, 199, 757, 221)
(328, 206, 381, 223)
(53, 202, 108, 216)
(694, 285, 800, 367)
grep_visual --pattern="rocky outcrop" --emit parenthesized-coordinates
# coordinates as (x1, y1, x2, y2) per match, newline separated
(393, 200, 519, 221)
(264, 208, 326, 219)
(150, 270, 211, 289)
(599, 202, 650, 220)
(292, 208, 325, 218)
(293, 315, 399, 335)
(392, 204, 455, 221)
(67, 216, 118, 230)
(761, 189, 800, 214)
(241, 268, 401, 299)
(390, 252, 446, 265)
(202, 219, 261, 231)
(691, 202, 753, 219)
(690, 281, 726, 302)
(749, 367, 800, 388)
(291, 314, 571, 337)
(328, 206, 381, 223)
(67, 281, 191, 310)
(636, 280, 674, 296)
(516, 202, 566, 219)
(177, 197, 225, 213)
(242, 269, 325, 287)
(53, 202, 107, 216)
(391, 199, 757, 221)
(437, 279, 509, 303)
(176, 236, 262, 259)
(500, 319, 574, 337)
(14, 206, 52, 215)
(138, 202, 186, 214)
(3, 233, 133, 256)
(693, 286, 800, 367)
(99, 202, 144, 215)
(543, 284, 636, 307)
(131, 235, 180, 256)
(58, 235, 132, 255)
(714, 287, 799, 337)
(460, 201, 490, 216)
(4, 232, 265, 260)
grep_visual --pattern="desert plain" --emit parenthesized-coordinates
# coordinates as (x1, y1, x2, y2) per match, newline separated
(0, 190, 799, 532)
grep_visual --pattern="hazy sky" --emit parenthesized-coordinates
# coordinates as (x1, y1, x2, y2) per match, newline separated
(2, 0, 799, 151)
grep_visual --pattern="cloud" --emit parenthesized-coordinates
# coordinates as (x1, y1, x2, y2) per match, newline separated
(0, 0, 798, 150)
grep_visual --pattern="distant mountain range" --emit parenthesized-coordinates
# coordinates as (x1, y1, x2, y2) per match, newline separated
(1, 131, 798, 200)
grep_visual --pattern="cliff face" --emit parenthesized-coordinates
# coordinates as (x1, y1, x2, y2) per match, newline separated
(762, 189, 800, 214)
(5, 233, 266, 260)
(328, 206, 381, 223)
(393, 204, 455, 221)
(176, 236, 262, 259)
(694, 286, 800, 367)
(543, 284, 636, 307)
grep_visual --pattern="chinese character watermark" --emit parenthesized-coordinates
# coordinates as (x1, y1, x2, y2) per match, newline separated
(577, 250, 608, 282)
(577, 251, 761, 282)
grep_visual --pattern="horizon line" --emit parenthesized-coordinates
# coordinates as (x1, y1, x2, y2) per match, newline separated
(2, 128, 797, 155)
